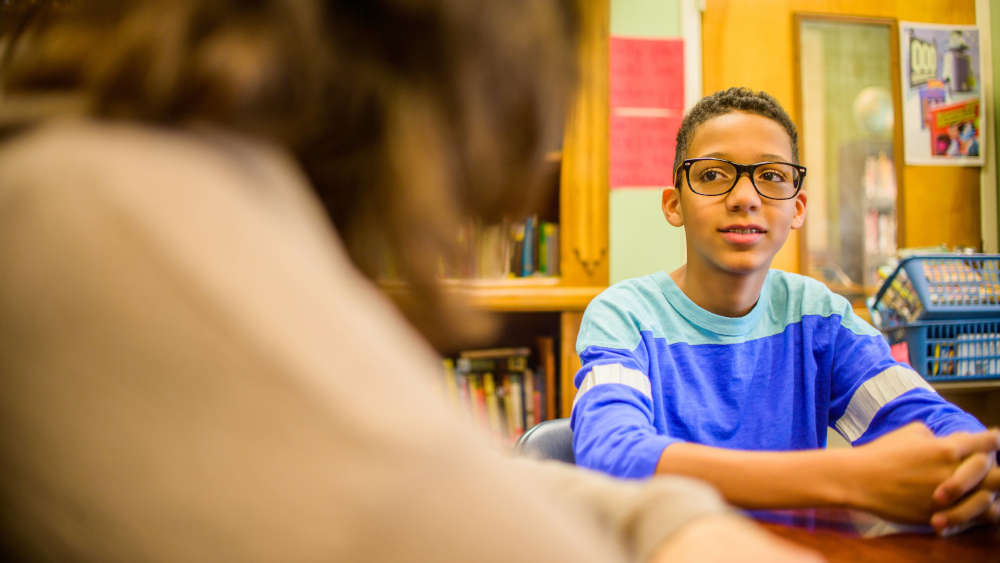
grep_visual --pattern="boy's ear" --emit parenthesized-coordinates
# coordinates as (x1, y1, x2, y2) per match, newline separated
(662, 186, 684, 227)
(790, 190, 807, 230)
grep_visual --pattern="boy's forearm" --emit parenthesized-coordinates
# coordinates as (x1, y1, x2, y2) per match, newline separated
(655, 442, 862, 510)
(656, 424, 1000, 525)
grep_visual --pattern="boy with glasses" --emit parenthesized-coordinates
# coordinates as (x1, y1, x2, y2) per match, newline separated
(573, 87, 1000, 533)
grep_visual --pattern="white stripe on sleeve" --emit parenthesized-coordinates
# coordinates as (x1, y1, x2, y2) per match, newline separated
(833, 364, 935, 442)
(572, 363, 652, 410)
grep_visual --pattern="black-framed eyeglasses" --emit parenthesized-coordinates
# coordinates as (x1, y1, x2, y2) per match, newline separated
(678, 157, 807, 200)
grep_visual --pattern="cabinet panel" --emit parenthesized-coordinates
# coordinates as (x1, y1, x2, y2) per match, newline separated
(560, 0, 610, 288)
(560, 311, 584, 417)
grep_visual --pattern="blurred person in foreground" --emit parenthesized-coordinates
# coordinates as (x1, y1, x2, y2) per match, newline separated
(0, 1, 820, 561)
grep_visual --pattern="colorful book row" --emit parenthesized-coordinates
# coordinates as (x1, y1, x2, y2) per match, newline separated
(441, 340, 558, 444)
(443, 216, 560, 279)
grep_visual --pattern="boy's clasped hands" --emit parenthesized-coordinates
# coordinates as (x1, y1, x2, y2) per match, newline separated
(851, 422, 1000, 534)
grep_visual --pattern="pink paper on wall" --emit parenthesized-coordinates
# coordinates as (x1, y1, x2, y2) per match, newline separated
(610, 113, 680, 188)
(610, 37, 684, 111)
(609, 36, 684, 189)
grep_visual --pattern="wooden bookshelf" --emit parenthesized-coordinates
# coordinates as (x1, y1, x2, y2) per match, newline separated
(468, 0, 608, 418)
(439, 278, 603, 312)
(379, 279, 602, 311)
(431, 0, 609, 420)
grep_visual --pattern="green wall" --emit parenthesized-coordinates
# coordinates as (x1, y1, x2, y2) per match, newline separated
(610, 189, 684, 283)
(611, 0, 680, 37)
(609, 0, 687, 283)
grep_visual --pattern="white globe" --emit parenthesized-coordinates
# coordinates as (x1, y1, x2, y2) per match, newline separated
(852, 86, 894, 136)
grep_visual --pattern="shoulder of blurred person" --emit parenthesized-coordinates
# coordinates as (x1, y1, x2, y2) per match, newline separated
(0, 111, 642, 562)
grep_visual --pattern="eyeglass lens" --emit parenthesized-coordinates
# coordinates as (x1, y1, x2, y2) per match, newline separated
(687, 159, 800, 199)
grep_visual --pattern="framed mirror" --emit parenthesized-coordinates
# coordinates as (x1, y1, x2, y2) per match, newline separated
(794, 15, 904, 305)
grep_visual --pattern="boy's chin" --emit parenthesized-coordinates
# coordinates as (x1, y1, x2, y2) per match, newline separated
(710, 253, 775, 277)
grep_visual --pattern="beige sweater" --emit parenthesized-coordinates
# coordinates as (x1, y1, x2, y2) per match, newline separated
(0, 119, 725, 562)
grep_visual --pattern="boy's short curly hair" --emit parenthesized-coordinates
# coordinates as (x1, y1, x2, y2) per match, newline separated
(672, 87, 799, 182)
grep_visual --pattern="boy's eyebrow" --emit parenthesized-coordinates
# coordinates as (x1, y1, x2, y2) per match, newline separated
(699, 152, 793, 162)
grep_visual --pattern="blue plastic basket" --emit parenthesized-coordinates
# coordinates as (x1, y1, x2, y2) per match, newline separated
(885, 319, 1000, 382)
(870, 254, 1000, 330)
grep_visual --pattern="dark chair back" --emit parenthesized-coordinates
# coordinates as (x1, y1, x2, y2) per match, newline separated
(515, 417, 574, 464)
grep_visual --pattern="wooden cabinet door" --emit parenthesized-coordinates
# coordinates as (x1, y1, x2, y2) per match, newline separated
(560, 0, 610, 289)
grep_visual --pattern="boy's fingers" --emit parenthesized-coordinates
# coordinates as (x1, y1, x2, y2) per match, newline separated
(989, 497, 1000, 524)
(984, 466, 1000, 492)
(930, 489, 997, 531)
(945, 429, 1000, 459)
(933, 453, 993, 506)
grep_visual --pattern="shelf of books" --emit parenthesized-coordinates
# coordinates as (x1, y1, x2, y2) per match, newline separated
(442, 342, 559, 446)
(435, 308, 587, 443)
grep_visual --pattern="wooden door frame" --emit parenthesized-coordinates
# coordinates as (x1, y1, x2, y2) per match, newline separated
(791, 13, 905, 286)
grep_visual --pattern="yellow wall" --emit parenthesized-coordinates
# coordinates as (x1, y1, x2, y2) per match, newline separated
(702, 0, 980, 273)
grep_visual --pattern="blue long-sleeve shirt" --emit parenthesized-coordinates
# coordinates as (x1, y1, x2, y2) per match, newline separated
(573, 270, 985, 479)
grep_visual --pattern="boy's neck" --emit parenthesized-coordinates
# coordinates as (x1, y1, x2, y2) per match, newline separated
(669, 263, 769, 318)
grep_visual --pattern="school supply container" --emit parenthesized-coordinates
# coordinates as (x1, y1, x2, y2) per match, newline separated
(870, 254, 1000, 382)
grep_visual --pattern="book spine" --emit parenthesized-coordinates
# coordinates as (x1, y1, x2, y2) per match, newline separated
(500, 216, 512, 278)
(538, 222, 549, 275)
(536, 370, 547, 422)
(533, 369, 543, 426)
(532, 216, 540, 275)
(511, 221, 525, 278)
(456, 373, 470, 414)
(508, 372, 524, 440)
(536, 336, 556, 420)
(453, 359, 472, 417)
(521, 215, 535, 276)
(523, 367, 535, 429)
(502, 374, 517, 442)
(482, 372, 505, 439)
(442, 358, 459, 406)
(468, 374, 488, 427)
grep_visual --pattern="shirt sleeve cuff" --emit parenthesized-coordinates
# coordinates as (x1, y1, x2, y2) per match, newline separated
(624, 434, 682, 479)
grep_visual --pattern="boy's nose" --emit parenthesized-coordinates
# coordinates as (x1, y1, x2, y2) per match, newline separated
(725, 172, 761, 211)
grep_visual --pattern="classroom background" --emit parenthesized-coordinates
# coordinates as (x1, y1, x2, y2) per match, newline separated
(433, 0, 1000, 447)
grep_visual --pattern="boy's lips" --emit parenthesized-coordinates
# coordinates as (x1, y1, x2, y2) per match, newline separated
(718, 224, 766, 245)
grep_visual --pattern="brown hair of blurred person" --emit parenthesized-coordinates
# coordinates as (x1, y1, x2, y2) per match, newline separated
(2, 0, 578, 350)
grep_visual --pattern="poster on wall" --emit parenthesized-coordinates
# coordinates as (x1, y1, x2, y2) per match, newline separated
(609, 37, 684, 188)
(899, 22, 984, 166)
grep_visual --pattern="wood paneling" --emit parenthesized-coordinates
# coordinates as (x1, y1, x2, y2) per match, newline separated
(559, 311, 584, 417)
(902, 165, 982, 248)
(560, 0, 610, 287)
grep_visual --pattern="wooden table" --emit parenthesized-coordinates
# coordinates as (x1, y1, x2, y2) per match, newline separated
(751, 509, 1000, 562)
